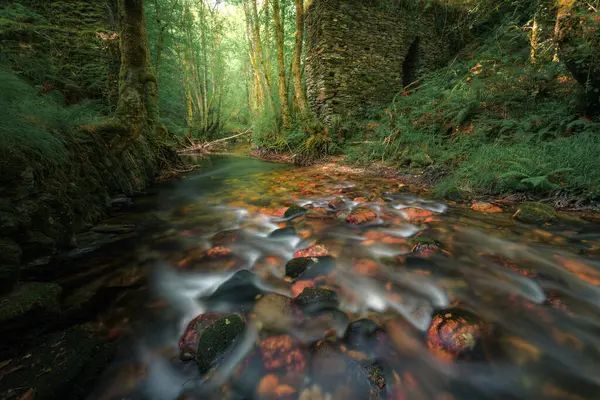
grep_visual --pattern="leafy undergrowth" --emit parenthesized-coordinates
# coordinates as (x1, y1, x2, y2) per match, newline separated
(251, 110, 338, 166)
(343, 19, 600, 205)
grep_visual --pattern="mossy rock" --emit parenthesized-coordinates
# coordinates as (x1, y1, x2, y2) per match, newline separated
(0, 282, 62, 323)
(285, 257, 313, 279)
(196, 314, 245, 373)
(284, 204, 307, 218)
(295, 288, 339, 315)
(513, 202, 557, 224)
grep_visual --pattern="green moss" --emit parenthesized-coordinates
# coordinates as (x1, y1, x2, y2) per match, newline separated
(285, 257, 314, 279)
(513, 202, 557, 224)
(0, 282, 62, 322)
(0, 3, 47, 24)
(284, 204, 307, 218)
(196, 314, 245, 373)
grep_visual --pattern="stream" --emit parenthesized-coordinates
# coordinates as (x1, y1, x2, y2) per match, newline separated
(14, 155, 600, 400)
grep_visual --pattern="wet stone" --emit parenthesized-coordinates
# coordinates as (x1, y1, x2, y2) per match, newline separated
(402, 255, 441, 274)
(196, 314, 245, 373)
(205, 269, 264, 308)
(344, 318, 384, 352)
(179, 313, 221, 361)
(254, 293, 295, 332)
(269, 226, 297, 239)
(211, 229, 242, 245)
(297, 256, 336, 280)
(259, 335, 307, 374)
(294, 244, 330, 258)
(346, 208, 378, 225)
(513, 202, 557, 224)
(306, 207, 334, 219)
(427, 307, 492, 362)
(295, 288, 339, 315)
(328, 197, 346, 210)
(284, 205, 307, 218)
(285, 257, 314, 279)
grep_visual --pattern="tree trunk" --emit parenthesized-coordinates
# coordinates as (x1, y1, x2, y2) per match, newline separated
(273, 0, 290, 128)
(250, 0, 275, 113)
(113, 0, 158, 147)
(555, 0, 600, 116)
(293, 0, 308, 115)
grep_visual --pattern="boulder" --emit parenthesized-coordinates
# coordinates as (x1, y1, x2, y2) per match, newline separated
(205, 269, 264, 308)
(346, 208, 378, 225)
(295, 288, 339, 314)
(196, 314, 245, 373)
(513, 202, 557, 224)
(268, 226, 297, 239)
(328, 197, 346, 210)
(179, 313, 221, 361)
(284, 205, 307, 218)
(254, 293, 295, 332)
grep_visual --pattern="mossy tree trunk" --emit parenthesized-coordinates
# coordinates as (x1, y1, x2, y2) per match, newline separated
(555, 0, 600, 116)
(293, 0, 308, 115)
(112, 0, 159, 148)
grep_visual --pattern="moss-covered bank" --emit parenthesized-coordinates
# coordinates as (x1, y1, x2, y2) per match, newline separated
(0, 1, 178, 295)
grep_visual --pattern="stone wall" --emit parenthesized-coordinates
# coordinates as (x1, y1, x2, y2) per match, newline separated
(305, 0, 459, 122)
(0, 1, 120, 107)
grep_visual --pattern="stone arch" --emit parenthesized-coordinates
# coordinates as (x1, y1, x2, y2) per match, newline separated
(402, 37, 422, 88)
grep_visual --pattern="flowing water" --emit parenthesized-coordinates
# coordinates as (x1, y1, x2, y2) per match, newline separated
(79, 155, 600, 400)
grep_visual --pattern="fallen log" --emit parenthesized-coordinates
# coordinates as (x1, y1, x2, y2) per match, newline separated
(177, 129, 251, 154)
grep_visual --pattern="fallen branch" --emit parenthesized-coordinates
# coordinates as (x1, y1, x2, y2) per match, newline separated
(177, 129, 251, 154)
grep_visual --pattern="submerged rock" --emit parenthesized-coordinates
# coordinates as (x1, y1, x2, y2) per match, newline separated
(179, 313, 221, 361)
(285, 257, 313, 279)
(346, 208, 378, 225)
(328, 197, 346, 210)
(211, 229, 242, 245)
(295, 288, 338, 314)
(254, 293, 295, 332)
(306, 207, 334, 219)
(344, 319, 383, 352)
(286, 256, 336, 280)
(206, 269, 264, 308)
(284, 205, 307, 218)
(513, 202, 557, 224)
(293, 244, 330, 258)
(269, 226, 297, 239)
(196, 314, 245, 373)
(259, 334, 306, 374)
(471, 202, 503, 213)
(427, 308, 492, 362)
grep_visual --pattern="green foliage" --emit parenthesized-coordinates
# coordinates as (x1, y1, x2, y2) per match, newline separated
(344, 11, 600, 201)
(0, 2, 47, 24)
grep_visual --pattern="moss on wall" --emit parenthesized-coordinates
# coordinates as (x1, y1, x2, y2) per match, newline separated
(0, 1, 120, 108)
(305, 0, 462, 123)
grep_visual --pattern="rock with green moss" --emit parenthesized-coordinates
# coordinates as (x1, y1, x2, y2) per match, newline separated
(0, 282, 62, 323)
(196, 314, 245, 373)
(285, 257, 313, 279)
(513, 202, 557, 224)
(284, 204, 307, 218)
